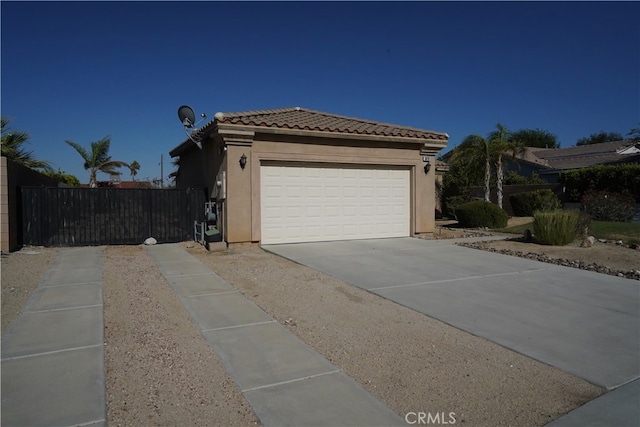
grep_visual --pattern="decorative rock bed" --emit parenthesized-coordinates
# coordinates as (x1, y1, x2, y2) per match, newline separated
(458, 241, 640, 281)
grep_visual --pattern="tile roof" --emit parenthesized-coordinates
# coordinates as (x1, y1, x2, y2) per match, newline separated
(201, 107, 449, 141)
(521, 140, 640, 170)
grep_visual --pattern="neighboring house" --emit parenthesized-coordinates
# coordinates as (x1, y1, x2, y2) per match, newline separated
(170, 107, 448, 244)
(509, 140, 640, 183)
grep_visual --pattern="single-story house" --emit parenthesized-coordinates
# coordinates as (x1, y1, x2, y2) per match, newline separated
(510, 140, 640, 183)
(170, 107, 448, 244)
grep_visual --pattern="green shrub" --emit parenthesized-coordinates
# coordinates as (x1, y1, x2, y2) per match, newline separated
(581, 190, 635, 222)
(504, 171, 547, 185)
(533, 211, 579, 245)
(560, 163, 640, 203)
(444, 194, 472, 218)
(510, 189, 561, 217)
(455, 201, 508, 228)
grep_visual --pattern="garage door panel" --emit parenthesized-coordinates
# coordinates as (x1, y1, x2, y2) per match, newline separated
(261, 165, 409, 244)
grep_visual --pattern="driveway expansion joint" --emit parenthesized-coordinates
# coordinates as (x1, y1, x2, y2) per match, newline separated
(1, 343, 104, 362)
(41, 281, 102, 288)
(185, 290, 239, 298)
(26, 303, 103, 314)
(201, 320, 277, 332)
(240, 369, 342, 392)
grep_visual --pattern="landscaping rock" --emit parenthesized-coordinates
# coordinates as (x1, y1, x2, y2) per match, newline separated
(144, 237, 157, 245)
(582, 236, 595, 248)
(458, 241, 640, 281)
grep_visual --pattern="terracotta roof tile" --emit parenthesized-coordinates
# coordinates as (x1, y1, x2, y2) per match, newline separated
(202, 107, 448, 141)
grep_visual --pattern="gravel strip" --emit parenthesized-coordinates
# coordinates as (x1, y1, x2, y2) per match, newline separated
(103, 245, 259, 426)
(187, 242, 603, 426)
(459, 241, 640, 280)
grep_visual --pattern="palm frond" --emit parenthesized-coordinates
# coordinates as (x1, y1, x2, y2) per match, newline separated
(65, 140, 91, 165)
(1, 117, 53, 172)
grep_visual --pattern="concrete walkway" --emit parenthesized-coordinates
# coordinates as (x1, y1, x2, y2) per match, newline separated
(1, 247, 106, 427)
(145, 244, 404, 427)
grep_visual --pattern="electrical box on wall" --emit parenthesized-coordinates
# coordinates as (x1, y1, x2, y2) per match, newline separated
(214, 171, 226, 200)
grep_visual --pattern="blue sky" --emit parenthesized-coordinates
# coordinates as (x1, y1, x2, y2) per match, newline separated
(2, 1, 638, 184)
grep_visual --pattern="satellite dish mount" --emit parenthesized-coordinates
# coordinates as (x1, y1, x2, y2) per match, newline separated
(178, 105, 207, 149)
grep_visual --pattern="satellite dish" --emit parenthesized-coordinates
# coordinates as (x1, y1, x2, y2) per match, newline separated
(177, 105, 208, 149)
(178, 105, 196, 128)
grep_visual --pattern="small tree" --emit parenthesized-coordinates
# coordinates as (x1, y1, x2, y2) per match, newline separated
(487, 123, 523, 209)
(44, 169, 81, 187)
(576, 131, 624, 146)
(627, 125, 640, 143)
(129, 160, 140, 181)
(65, 136, 129, 188)
(511, 128, 560, 148)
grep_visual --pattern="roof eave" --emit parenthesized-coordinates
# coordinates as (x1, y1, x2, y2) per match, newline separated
(216, 122, 448, 146)
(170, 120, 449, 157)
(169, 125, 219, 157)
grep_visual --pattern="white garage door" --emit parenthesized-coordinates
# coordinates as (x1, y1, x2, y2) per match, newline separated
(261, 165, 410, 244)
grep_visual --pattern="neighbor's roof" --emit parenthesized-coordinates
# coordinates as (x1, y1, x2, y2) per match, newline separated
(171, 107, 448, 156)
(528, 140, 640, 170)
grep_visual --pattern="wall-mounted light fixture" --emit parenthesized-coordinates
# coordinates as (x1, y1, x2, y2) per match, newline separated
(423, 157, 431, 174)
(240, 153, 247, 170)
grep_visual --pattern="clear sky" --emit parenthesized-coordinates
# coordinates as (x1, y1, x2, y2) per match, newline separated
(2, 1, 638, 184)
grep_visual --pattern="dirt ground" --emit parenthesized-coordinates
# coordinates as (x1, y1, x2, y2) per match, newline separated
(3, 221, 632, 425)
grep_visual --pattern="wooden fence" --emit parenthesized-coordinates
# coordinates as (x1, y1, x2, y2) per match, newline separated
(21, 187, 207, 247)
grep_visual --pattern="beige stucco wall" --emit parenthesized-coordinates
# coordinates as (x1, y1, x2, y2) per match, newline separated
(1, 156, 9, 252)
(174, 129, 444, 244)
(222, 133, 438, 243)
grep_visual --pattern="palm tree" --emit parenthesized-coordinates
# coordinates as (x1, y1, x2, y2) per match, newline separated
(487, 123, 523, 209)
(452, 134, 493, 203)
(1, 117, 53, 172)
(65, 136, 129, 188)
(129, 160, 140, 181)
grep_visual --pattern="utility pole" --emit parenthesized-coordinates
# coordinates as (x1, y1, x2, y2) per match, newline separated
(160, 154, 164, 188)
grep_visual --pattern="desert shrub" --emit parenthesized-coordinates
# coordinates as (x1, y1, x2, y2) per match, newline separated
(445, 194, 473, 219)
(455, 201, 508, 228)
(533, 211, 579, 245)
(510, 189, 561, 217)
(581, 190, 635, 222)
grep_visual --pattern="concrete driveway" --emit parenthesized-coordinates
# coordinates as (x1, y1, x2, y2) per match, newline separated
(263, 237, 640, 391)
